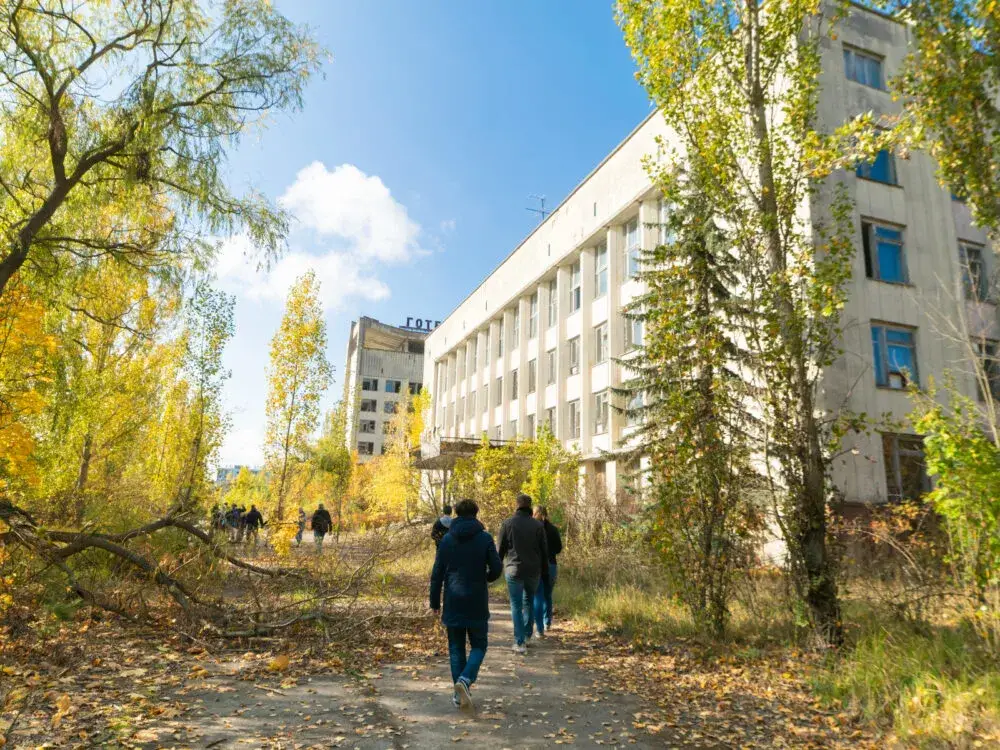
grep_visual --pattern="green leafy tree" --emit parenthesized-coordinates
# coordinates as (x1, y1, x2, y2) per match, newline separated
(522, 423, 578, 523)
(264, 271, 331, 523)
(312, 402, 354, 535)
(619, 0, 856, 643)
(0, 0, 321, 298)
(621, 171, 763, 636)
(889, 0, 1000, 237)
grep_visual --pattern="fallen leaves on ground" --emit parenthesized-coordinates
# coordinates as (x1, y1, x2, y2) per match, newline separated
(553, 620, 885, 749)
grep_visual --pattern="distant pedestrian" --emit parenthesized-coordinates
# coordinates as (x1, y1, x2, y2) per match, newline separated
(431, 503, 453, 548)
(498, 494, 549, 654)
(243, 504, 265, 548)
(235, 505, 247, 543)
(295, 507, 307, 546)
(532, 506, 563, 637)
(311, 503, 333, 550)
(430, 498, 502, 711)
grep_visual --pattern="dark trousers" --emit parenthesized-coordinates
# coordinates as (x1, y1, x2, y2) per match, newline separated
(447, 625, 488, 685)
(533, 562, 557, 632)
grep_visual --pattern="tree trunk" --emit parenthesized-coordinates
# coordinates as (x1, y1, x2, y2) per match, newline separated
(74, 433, 93, 524)
(744, 0, 841, 645)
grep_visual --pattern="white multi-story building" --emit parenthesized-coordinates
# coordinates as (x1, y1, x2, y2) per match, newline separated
(343, 317, 428, 462)
(422, 3, 996, 503)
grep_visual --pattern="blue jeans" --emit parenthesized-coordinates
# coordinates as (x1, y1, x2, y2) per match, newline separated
(533, 562, 557, 633)
(447, 625, 488, 685)
(505, 574, 540, 645)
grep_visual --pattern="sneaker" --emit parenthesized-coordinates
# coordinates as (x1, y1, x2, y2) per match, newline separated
(536, 629, 546, 639)
(525, 635, 534, 647)
(452, 692, 461, 708)
(455, 678, 473, 710)
(512, 642, 527, 655)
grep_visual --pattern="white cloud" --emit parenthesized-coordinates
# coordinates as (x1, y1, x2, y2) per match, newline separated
(215, 234, 390, 310)
(215, 161, 423, 309)
(278, 162, 425, 264)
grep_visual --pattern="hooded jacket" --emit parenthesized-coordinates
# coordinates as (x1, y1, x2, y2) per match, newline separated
(429, 516, 503, 628)
(498, 508, 550, 582)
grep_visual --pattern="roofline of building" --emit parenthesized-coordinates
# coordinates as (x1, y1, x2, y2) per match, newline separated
(432, 107, 661, 329)
(431, 0, 899, 337)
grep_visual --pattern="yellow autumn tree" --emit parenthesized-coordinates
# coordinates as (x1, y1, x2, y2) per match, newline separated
(264, 271, 331, 548)
(364, 389, 429, 524)
(0, 279, 53, 490)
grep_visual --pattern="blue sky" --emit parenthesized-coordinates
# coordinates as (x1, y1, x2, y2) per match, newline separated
(216, 1, 652, 466)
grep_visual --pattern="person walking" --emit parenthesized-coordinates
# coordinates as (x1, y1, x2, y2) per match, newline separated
(431, 503, 453, 548)
(311, 503, 332, 551)
(532, 506, 563, 637)
(498, 493, 549, 655)
(429, 498, 502, 711)
(295, 507, 307, 546)
(243, 504, 265, 548)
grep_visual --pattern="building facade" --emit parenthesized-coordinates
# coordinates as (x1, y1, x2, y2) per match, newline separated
(343, 317, 428, 462)
(422, 3, 997, 504)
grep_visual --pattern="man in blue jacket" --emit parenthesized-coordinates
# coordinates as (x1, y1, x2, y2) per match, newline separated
(429, 498, 503, 711)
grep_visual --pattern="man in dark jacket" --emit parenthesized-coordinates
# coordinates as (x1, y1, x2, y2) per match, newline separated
(532, 506, 563, 636)
(311, 504, 333, 551)
(243, 504, 265, 548)
(430, 498, 502, 711)
(498, 494, 549, 654)
(430, 503, 453, 548)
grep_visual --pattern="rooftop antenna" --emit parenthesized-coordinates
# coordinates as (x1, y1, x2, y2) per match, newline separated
(526, 194, 550, 223)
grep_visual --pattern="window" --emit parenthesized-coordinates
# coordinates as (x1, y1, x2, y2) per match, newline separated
(960, 242, 988, 302)
(509, 419, 518, 438)
(568, 336, 581, 375)
(625, 218, 641, 278)
(547, 279, 558, 327)
(495, 377, 503, 406)
(360, 398, 377, 413)
(529, 293, 538, 339)
(569, 262, 582, 312)
(357, 441, 374, 456)
(362, 377, 378, 391)
(844, 46, 883, 89)
(626, 389, 644, 426)
(872, 324, 918, 389)
(862, 221, 907, 284)
(494, 425, 502, 440)
(359, 419, 376, 434)
(471, 338, 478, 369)
(545, 406, 557, 436)
(408, 381, 422, 395)
(459, 397, 465, 422)
(385, 379, 402, 394)
(527, 359, 537, 393)
(512, 308, 520, 349)
(594, 244, 608, 298)
(546, 349, 557, 385)
(498, 322, 504, 357)
(383, 401, 399, 414)
(469, 390, 477, 415)
(594, 323, 609, 364)
(626, 317, 644, 350)
(856, 148, 897, 185)
(482, 385, 489, 413)
(567, 399, 581, 439)
(658, 199, 672, 245)
(593, 390, 609, 434)
(407, 340, 424, 354)
(383, 421, 393, 434)
(484, 329, 490, 362)
(510, 369, 519, 399)
(882, 433, 930, 502)
(975, 339, 1000, 400)
(527, 413, 536, 438)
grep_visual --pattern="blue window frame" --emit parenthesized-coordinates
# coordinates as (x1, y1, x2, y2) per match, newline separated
(844, 47, 883, 89)
(872, 324, 918, 389)
(857, 149, 898, 185)
(862, 221, 907, 284)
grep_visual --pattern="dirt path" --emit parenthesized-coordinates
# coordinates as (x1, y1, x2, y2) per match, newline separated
(124, 608, 671, 750)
